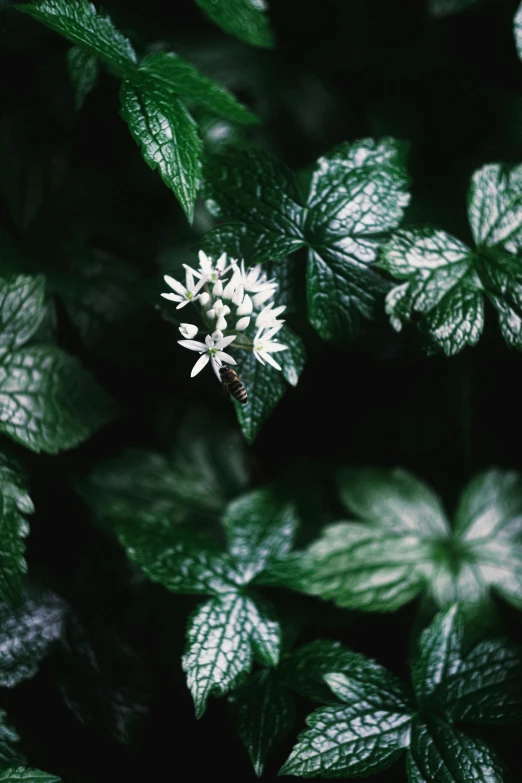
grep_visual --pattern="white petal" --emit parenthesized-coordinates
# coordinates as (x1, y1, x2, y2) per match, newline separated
(212, 329, 224, 340)
(185, 268, 195, 290)
(216, 334, 237, 349)
(253, 348, 265, 365)
(216, 252, 227, 272)
(253, 289, 276, 307)
(178, 339, 208, 351)
(254, 327, 265, 342)
(222, 280, 236, 299)
(263, 351, 282, 371)
(236, 317, 250, 331)
(216, 351, 236, 364)
(211, 357, 222, 380)
(191, 354, 210, 377)
(214, 299, 224, 310)
(193, 276, 206, 295)
(207, 309, 216, 319)
(161, 292, 184, 302)
(176, 300, 193, 309)
(205, 334, 214, 348)
(212, 280, 223, 296)
(231, 284, 244, 306)
(222, 305, 231, 316)
(199, 292, 210, 306)
(216, 316, 228, 330)
(236, 294, 253, 316)
(264, 324, 284, 341)
(179, 323, 198, 338)
(264, 342, 288, 353)
(164, 276, 187, 296)
(198, 250, 212, 274)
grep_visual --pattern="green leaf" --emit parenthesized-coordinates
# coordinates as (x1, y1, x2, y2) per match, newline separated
(338, 467, 449, 536)
(231, 669, 294, 777)
(383, 163, 522, 354)
(381, 228, 483, 355)
(297, 468, 449, 612)
(204, 147, 306, 261)
(0, 710, 24, 766)
(223, 488, 298, 581)
(0, 588, 65, 685)
(0, 770, 61, 782)
(0, 346, 116, 454)
(306, 138, 410, 342)
(204, 138, 410, 343)
(0, 276, 45, 356)
(280, 640, 363, 703)
(79, 413, 248, 525)
(231, 328, 305, 443)
(300, 522, 434, 611)
(16, 0, 137, 76)
(413, 605, 522, 724)
(182, 592, 280, 718)
(193, 0, 274, 48)
(407, 719, 504, 783)
(0, 452, 34, 603)
(66, 45, 99, 110)
(120, 79, 202, 222)
(280, 659, 412, 778)
(138, 52, 258, 125)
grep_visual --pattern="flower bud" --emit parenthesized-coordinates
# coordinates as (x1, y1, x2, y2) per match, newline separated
(212, 280, 223, 297)
(236, 317, 250, 331)
(199, 292, 210, 307)
(216, 315, 228, 330)
(179, 323, 198, 338)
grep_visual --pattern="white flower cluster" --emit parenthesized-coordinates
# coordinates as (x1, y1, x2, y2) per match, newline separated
(161, 250, 288, 378)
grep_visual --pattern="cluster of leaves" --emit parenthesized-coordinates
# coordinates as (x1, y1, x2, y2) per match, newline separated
(74, 460, 522, 779)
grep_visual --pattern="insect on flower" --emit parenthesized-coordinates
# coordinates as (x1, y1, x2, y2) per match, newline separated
(219, 365, 248, 404)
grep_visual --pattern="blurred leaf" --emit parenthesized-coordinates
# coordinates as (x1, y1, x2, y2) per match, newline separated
(516, 1, 522, 61)
(79, 412, 248, 526)
(16, 0, 137, 76)
(138, 52, 258, 125)
(55, 615, 150, 745)
(0, 770, 61, 782)
(120, 78, 202, 222)
(295, 467, 522, 612)
(193, 0, 274, 48)
(382, 164, 522, 354)
(429, 0, 490, 16)
(0, 711, 24, 767)
(66, 45, 99, 110)
(0, 451, 34, 604)
(205, 138, 410, 343)
(230, 669, 295, 777)
(0, 587, 65, 684)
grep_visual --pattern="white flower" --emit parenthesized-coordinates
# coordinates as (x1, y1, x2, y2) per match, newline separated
(191, 250, 231, 283)
(239, 262, 277, 294)
(179, 323, 198, 339)
(236, 294, 253, 316)
(236, 317, 250, 331)
(162, 269, 205, 309)
(255, 303, 286, 330)
(231, 283, 244, 306)
(253, 327, 288, 371)
(178, 330, 237, 377)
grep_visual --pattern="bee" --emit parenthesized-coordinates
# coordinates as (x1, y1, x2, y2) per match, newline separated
(219, 365, 248, 405)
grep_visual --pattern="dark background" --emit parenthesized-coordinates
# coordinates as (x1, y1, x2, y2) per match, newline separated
(0, 0, 521, 780)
